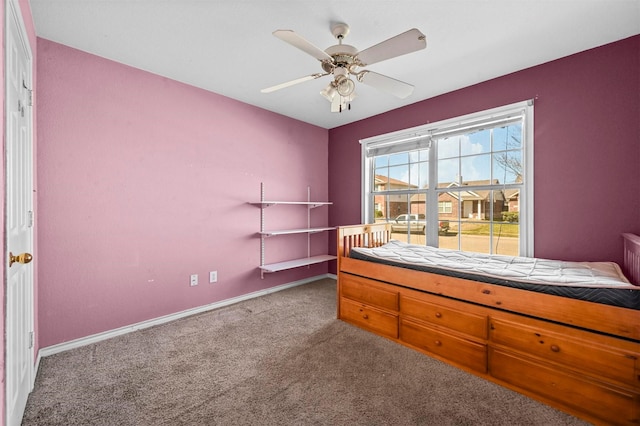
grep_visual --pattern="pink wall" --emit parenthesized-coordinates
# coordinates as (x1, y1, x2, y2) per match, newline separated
(37, 39, 330, 348)
(329, 35, 640, 265)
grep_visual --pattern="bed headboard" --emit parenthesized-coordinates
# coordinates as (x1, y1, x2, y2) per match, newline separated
(622, 233, 640, 285)
(337, 223, 391, 258)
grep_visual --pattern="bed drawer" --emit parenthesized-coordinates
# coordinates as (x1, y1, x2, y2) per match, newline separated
(340, 274, 399, 312)
(340, 297, 398, 339)
(490, 348, 640, 425)
(400, 294, 488, 339)
(400, 318, 487, 373)
(490, 318, 640, 388)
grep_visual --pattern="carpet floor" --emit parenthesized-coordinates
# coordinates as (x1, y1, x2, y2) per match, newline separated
(22, 278, 589, 425)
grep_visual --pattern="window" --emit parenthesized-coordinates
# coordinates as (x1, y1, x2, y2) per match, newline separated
(361, 101, 533, 256)
(438, 201, 452, 214)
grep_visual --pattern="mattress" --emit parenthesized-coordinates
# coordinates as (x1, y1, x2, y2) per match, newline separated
(349, 240, 640, 310)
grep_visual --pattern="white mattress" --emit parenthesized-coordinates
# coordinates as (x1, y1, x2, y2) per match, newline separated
(351, 240, 635, 289)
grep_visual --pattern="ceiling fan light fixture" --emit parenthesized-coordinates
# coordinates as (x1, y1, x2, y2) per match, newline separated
(320, 82, 337, 101)
(336, 75, 355, 96)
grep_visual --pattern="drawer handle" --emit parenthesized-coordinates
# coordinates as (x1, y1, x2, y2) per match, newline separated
(550, 344, 560, 353)
(362, 314, 369, 320)
(435, 312, 442, 318)
(434, 340, 442, 346)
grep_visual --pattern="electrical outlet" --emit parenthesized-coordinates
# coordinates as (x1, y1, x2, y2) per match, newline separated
(210, 271, 218, 283)
(190, 274, 198, 286)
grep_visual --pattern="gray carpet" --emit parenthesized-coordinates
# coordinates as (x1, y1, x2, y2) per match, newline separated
(22, 278, 589, 425)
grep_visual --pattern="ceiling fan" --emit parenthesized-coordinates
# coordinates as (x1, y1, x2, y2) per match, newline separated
(261, 23, 427, 113)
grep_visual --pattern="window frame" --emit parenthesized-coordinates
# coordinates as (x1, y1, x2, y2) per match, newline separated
(360, 100, 534, 256)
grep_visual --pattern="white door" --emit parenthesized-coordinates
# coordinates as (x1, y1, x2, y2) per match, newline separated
(5, 1, 35, 425)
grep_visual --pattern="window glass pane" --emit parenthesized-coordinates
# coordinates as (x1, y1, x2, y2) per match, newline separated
(374, 155, 389, 168)
(389, 152, 409, 166)
(372, 194, 391, 222)
(389, 165, 411, 189)
(373, 170, 389, 192)
(461, 153, 491, 183)
(493, 150, 523, 184)
(411, 161, 429, 189)
(419, 149, 428, 161)
(492, 223, 519, 255)
(438, 190, 460, 250)
(387, 193, 409, 219)
(438, 158, 458, 185)
(503, 189, 520, 218)
(494, 123, 522, 152)
(438, 136, 460, 159)
(386, 194, 427, 244)
(460, 220, 491, 254)
(409, 194, 427, 245)
(462, 129, 491, 156)
(409, 163, 420, 188)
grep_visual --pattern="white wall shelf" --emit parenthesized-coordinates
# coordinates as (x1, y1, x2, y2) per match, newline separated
(258, 227, 335, 237)
(254, 183, 335, 278)
(259, 255, 337, 274)
(252, 201, 332, 208)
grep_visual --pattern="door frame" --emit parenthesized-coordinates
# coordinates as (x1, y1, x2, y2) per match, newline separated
(4, 0, 35, 424)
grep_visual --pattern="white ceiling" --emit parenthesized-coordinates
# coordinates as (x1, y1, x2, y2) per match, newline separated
(30, 0, 640, 129)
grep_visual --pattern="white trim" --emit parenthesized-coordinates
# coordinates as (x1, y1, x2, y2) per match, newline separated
(360, 101, 531, 148)
(522, 100, 535, 255)
(360, 139, 375, 223)
(38, 274, 334, 358)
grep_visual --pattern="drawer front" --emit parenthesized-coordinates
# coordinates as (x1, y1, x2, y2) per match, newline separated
(490, 348, 640, 425)
(490, 318, 639, 388)
(340, 274, 399, 311)
(400, 318, 487, 373)
(340, 297, 398, 339)
(401, 295, 488, 339)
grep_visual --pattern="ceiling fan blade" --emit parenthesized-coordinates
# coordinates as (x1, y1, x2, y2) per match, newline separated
(273, 30, 334, 62)
(261, 73, 326, 93)
(356, 28, 426, 66)
(358, 71, 414, 99)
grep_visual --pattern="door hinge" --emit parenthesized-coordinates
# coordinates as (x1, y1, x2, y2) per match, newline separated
(28, 210, 34, 227)
(23, 78, 33, 106)
(28, 331, 34, 349)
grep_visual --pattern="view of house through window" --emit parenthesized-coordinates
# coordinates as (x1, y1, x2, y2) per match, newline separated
(363, 102, 532, 256)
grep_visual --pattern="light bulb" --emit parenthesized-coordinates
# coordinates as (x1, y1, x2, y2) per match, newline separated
(337, 78, 355, 96)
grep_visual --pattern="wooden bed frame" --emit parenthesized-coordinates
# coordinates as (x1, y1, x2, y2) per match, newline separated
(337, 223, 640, 426)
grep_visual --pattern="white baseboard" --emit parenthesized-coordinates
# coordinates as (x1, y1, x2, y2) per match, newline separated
(38, 274, 335, 359)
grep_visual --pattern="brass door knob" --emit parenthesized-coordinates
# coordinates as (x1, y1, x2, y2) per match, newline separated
(9, 252, 32, 267)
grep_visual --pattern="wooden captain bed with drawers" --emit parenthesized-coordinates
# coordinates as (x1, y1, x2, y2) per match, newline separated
(337, 223, 640, 425)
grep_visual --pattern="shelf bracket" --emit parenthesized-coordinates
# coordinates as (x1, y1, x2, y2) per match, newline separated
(260, 182, 266, 279)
